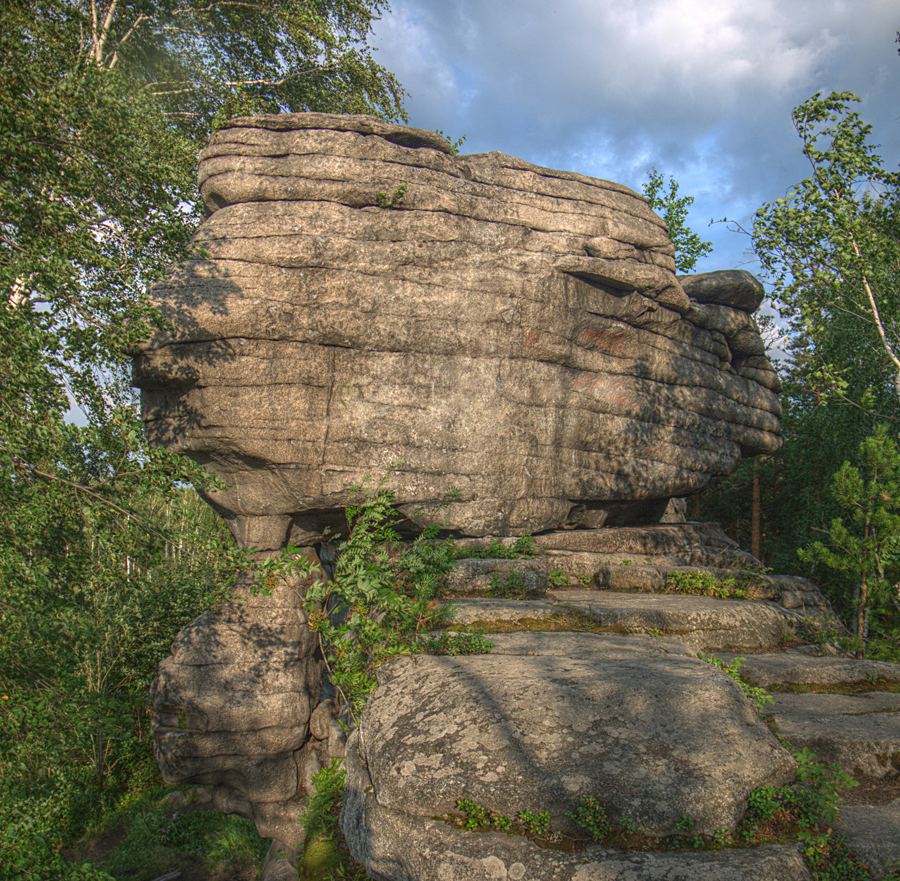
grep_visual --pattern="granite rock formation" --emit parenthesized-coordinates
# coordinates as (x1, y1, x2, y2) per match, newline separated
(133, 112, 782, 546)
(133, 114, 843, 878)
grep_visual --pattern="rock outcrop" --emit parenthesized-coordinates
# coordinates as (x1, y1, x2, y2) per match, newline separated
(134, 114, 900, 881)
(133, 112, 781, 545)
(341, 528, 899, 881)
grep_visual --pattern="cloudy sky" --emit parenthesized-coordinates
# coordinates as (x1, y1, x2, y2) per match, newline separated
(369, 0, 900, 277)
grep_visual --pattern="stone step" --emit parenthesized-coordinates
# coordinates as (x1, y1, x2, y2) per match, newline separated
(444, 597, 562, 624)
(833, 799, 900, 879)
(549, 589, 795, 649)
(443, 557, 548, 597)
(481, 630, 698, 658)
(716, 652, 900, 689)
(531, 523, 744, 556)
(767, 692, 900, 780)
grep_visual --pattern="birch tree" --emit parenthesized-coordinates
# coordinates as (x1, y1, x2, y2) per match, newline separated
(753, 91, 900, 408)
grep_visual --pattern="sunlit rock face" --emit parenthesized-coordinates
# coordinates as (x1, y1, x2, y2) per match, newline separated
(133, 112, 781, 545)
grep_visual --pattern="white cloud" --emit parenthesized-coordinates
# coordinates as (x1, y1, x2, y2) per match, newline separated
(372, 0, 900, 272)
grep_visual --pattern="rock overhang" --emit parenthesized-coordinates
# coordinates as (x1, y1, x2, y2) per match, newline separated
(133, 112, 782, 545)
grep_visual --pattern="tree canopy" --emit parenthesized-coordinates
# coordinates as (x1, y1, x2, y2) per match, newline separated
(752, 91, 900, 408)
(0, 2, 406, 876)
(642, 169, 713, 273)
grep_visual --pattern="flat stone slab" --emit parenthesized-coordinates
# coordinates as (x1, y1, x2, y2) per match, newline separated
(550, 590, 793, 649)
(483, 631, 698, 658)
(833, 798, 900, 880)
(769, 692, 900, 779)
(716, 652, 900, 689)
(444, 558, 548, 597)
(357, 652, 794, 837)
(342, 763, 811, 880)
(444, 598, 562, 624)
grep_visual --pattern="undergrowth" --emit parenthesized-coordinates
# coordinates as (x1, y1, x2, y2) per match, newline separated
(442, 749, 885, 879)
(699, 653, 774, 712)
(665, 570, 745, 599)
(304, 465, 494, 719)
(455, 535, 536, 560)
(298, 760, 366, 880)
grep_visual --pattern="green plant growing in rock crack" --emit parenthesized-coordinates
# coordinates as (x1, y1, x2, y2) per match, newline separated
(548, 568, 594, 589)
(566, 797, 610, 840)
(374, 181, 407, 209)
(419, 630, 494, 655)
(456, 535, 536, 559)
(517, 810, 551, 836)
(433, 129, 467, 154)
(487, 571, 532, 599)
(666, 570, 744, 599)
(699, 654, 774, 712)
(453, 801, 551, 838)
(304, 467, 490, 718)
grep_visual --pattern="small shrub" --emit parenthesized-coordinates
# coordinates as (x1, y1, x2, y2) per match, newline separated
(666, 571, 738, 599)
(303, 467, 459, 717)
(516, 809, 550, 836)
(456, 800, 511, 832)
(699, 653, 774, 712)
(374, 182, 406, 209)
(487, 571, 531, 599)
(566, 796, 609, 840)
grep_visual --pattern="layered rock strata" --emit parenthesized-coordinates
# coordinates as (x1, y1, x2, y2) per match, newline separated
(133, 112, 782, 543)
(149, 551, 325, 846)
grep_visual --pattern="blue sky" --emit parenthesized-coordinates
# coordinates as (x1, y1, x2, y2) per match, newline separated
(369, 0, 900, 278)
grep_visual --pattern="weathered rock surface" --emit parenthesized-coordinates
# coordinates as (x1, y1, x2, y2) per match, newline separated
(833, 799, 900, 880)
(550, 590, 795, 649)
(133, 112, 782, 542)
(150, 551, 324, 847)
(482, 630, 699, 658)
(341, 779, 813, 881)
(716, 652, 900, 689)
(768, 692, 900, 779)
(342, 649, 798, 879)
(351, 652, 794, 838)
(443, 557, 548, 596)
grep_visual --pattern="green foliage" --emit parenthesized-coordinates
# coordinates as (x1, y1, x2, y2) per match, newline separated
(799, 426, 900, 646)
(566, 796, 610, 840)
(665, 570, 742, 599)
(698, 91, 900, 656)
(455, 800, 512, 832)
(301, 760, 347, 849)
(742, 749, 857, 846)
(641, 169, 713, 272)
(299, 760, 368, 880)
(516, 810, 550, 836)
(419, 630, 495, 655)
(548, 568, 593, 588)
(487, 571, 531, 599)
(699, 654, 774, 711)
(0, 2, 407, 873)
(792, 747, 858, 825)
(96, 804, 267, 879)
(751, 91, 900, 406)
(375, 181, 407, 208)
(303, 469, 458, 717)
(433, 129, 467, 154)
(456, 535, 536, 559)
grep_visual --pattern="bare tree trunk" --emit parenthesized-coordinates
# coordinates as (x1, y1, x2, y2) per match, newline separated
(751, 462, 761, 562)
(857, 572, 868, 659)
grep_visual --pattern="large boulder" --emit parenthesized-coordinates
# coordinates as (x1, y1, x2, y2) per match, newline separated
(149, 551, 325, 847)
(342, 650, 798, 879)
(132, 112, 782, 544)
